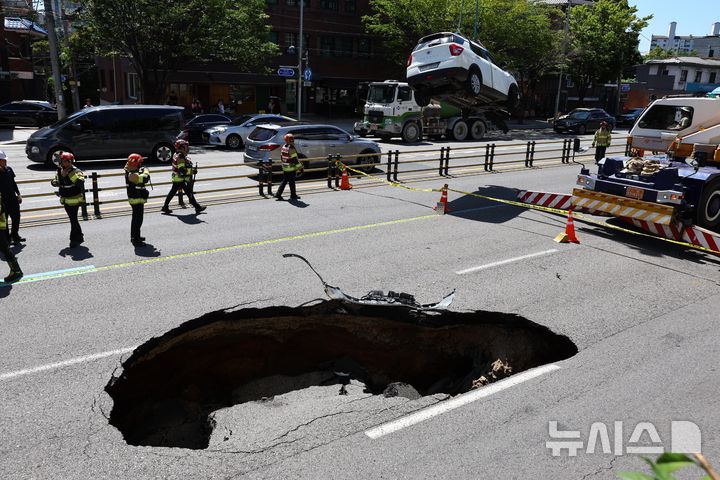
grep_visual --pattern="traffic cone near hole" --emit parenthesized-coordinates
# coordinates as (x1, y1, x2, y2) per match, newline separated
(340, 166, 352, 190)
(554, 208, 580, 244)
(432, 184, 450, 214)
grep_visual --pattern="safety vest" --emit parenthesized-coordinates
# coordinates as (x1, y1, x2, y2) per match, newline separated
(125, 166, 150, 205)
(280, 144, 301, 173)
(171, 153, 193, 183)
(593, 129, 612, 147)
(54, 167, 86, 206)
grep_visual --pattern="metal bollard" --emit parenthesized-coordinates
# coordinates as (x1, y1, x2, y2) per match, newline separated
(386, 151, 393, 182)
(525, 142, 532, 167)
(484, 144, 491, 171)
(91, 171, 101, 217)
(393, 150, 399, 182)
(529, 141, 536, 167)
(334, 154, 341, 188)
(489, 144, 495, 171)
(444, 146, 451, 176)
(439, 147, 445, 176)
(327, 155, 335, 189)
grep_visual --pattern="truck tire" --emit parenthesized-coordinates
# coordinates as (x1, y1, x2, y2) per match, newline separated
(450, 120, 468, 141)
(402, 122, 421, 143)
(469, 120, 486, 140)
(506, 84, 519, 111)
(466, 68, 482, 98)
(697, 179, 720, 231)
(414, 88, 431, 107)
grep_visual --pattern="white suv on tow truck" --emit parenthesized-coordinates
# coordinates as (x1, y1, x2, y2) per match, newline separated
(407, 32, 518, 111)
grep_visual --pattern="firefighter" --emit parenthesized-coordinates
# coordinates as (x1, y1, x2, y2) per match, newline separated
(592, 121, 612, 164)
(0, 190, 22, 283)
(125, 153, 151, 246)
(275, 133, 302, 201)
(161, 139, 206, 214)
(0, 150, 25, 245)
(50, 152, 86, 247)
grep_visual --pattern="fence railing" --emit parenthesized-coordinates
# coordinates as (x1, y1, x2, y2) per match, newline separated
(16, 138, 624, 225)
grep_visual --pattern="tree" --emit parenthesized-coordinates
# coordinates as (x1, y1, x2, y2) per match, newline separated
(363, 0, 561, 113)
(565, 0, 650, 106)
(79, 0, 278, 103)
(643, 45, 698, 61)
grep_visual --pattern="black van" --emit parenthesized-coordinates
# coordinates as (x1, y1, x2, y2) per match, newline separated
(26, 105, 184, 167)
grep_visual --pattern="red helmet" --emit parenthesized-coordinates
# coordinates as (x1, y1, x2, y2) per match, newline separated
(127, 153, 144, 167)
(60, 151, 75, 162)
(284, 133, 294, 143)
(175, 139, 189, 152)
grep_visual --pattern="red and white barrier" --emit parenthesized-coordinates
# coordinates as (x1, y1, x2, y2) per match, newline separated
(516, 190, 573, 210)
(623, 218, 720, 254)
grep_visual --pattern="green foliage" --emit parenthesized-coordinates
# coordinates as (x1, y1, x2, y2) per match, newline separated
(643, 46, 699, 61)
(565, 0, 650, 103)
(617, 453, 714, 480)
(78, 0, 278, 102)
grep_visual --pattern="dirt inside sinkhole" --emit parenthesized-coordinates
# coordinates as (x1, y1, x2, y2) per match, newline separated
(105, 299, 577, 449)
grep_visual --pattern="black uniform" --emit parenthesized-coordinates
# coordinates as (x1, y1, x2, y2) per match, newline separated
(0, 165, 23, 243)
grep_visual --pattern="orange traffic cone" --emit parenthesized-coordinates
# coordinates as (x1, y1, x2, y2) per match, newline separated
(554, 208, 580, 244)
(432, 184, 450, 214)
(340, 166, 352, 190)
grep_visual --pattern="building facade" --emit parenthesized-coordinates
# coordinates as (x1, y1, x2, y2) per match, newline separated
(97, 0, 397, 118)
(650, 21, 720, 57)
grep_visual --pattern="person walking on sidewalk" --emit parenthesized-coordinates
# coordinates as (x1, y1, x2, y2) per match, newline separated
(124, 153, 151, 246)
(0, 150, 25, 245)
(275, 133, 302, 201)
(0, 191, 22, 283)
(161, 139, 206, 215)
(592, 121, 612, 164)
(51, 152, 86, 247)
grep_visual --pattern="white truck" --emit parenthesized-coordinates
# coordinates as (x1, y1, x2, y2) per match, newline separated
(353, 81, 510, 143)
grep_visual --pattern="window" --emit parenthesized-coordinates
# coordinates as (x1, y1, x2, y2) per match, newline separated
(127, 73, 138, 99)
(286, 0, 309, 5)
(269, 31, 278, 45)
(337, 37, 353, 56)
(358, 38, 371, 58)
(320, 36, 335, 57)
(319, 0, 337, 10)
(662, 69, 669, 75)
(285, 32, 297, 48)
(679, 70, 687, 82)
(398, 86, 412, 102)
(638, 105, 693, 130)
(710, 72, 717, 84)
(710, 49, 715, 58)
(343, 0, 355, 12)
(695, 71, 703, 82)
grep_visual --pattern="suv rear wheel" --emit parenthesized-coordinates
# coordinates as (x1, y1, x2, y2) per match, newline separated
(466, 68, 482, 97)
(152, 143, 174, 163)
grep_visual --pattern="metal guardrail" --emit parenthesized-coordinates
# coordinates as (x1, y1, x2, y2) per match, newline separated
(15, 139, 622, 225)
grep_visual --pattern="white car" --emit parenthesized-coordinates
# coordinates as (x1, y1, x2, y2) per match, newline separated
(204, 113, 296, 149)
(406, 32, 518, 110)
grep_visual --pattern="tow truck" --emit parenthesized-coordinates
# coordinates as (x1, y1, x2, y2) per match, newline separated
(518, 94, 720, 253)
(353, 80, 509, 143)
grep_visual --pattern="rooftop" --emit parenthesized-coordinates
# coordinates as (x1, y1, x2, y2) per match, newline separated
(3, 17, 47, 36)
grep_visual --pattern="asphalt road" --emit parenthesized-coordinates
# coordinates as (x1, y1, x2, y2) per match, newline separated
(2, 132, 719, 479)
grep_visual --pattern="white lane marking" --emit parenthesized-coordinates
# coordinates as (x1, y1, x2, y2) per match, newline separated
(0, 346, 137, 381)
(455, 249, 558, 275)
(365, 364, 560, 439)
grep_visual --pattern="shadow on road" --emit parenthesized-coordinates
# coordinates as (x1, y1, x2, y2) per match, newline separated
(59, 245, 94, 261)
(448, 185, 525, 224)
(134, 242, 161, 257)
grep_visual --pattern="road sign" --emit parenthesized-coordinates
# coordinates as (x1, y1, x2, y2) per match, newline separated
(303, 67, 313, 82)
(277, 67, 295, 78)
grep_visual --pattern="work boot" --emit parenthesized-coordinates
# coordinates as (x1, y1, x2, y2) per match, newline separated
(290, 195, 301, 200)
(11, 235, 25, 245)
(4, 259, 23, 283)
(195, 205, 206, 214)
(161, 205, 172, 214)
(131, 238, 146, 247)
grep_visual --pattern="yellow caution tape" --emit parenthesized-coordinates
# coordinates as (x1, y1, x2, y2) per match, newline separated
(340, 163, 439, 193)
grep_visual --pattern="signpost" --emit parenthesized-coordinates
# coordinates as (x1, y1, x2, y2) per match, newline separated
(303, 67, 313, 82)
(277, 67, 295, 78)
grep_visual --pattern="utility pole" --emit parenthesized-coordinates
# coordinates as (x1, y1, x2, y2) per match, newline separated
(553, 0, 571, 119)
(43, 0, 65, 119)
(297, 0, 304, 121)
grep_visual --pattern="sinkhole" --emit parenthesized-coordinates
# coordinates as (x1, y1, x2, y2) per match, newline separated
(105, 297, 577, 449)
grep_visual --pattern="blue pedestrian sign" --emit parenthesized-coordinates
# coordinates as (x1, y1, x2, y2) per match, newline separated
(277, 67, 295, 77)
(303, 67, 313, 82)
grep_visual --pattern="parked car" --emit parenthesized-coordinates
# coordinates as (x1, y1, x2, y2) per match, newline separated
(243, 124, 382, 177)
(406, 32, 518, 110)
(205, 113, 296, 149)
(0, 100, 57, 127)
(26, 105, 184, 167)
(177, 113, 232, 144)
(552, 108, 616, 134)
(615, 107, 645, 128)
